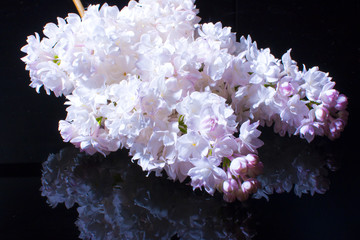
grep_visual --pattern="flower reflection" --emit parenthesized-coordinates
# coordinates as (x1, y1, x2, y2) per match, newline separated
(40, 131, 338, 239)
(253, 128, 338, 200)
(41, 148, 256, 240)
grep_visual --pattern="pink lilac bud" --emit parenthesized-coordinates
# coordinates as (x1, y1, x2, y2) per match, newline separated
(333, 118, 345, 131)
(335, 94, 348, 111)
(229, 156, 248, 177)
(299, 124, 315, 143)
(314, 106, 329, 122)
(328, 118, 345, 140)
(279, 81, 295, 96)
(222, 178, 239, 193)
(224, 178, 261, 202)
(241, 181, 253, 193)
(321, 89, 339, 107)
(250, 179, 261, 192)
(245, 154, 259, 165)
(248, 161, 264, 177)
(245, 154, 263, 177)
(241, 179, 260, 194)
(223, 180, 231, 193)
(222, 175, 240, 202)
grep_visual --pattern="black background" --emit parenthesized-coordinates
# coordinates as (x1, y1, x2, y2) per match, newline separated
(1, 0, 359, 239)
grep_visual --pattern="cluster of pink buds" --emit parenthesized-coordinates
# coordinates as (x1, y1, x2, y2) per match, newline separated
(221, 154, 263, 202)
(320, 90, 348, 140)
(297, 89, 348, 142)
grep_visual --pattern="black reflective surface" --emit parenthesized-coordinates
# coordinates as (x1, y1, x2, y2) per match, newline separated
(1, 0, 359, 239)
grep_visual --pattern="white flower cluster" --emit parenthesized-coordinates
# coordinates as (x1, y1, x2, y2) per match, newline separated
(22, 0, 348, 202)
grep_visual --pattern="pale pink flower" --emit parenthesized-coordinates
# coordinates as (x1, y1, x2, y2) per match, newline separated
(188, 156, 227, 195)
(176, 131, 209, 160)
(238, 120, 264, 153)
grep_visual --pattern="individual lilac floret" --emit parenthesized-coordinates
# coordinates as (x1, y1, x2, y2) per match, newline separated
(187, 156, 227, 195)
(278, 80, 296, 97)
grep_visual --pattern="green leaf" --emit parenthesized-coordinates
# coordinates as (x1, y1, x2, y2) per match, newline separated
(178, 115, 187, 134)
(306, 100, 320, 110)
(264, 83, 276, 88)
(96, 116, 103, 126)
(222, 157, 231, 169)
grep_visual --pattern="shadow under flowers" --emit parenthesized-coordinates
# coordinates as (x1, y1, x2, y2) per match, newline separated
(40, 129, 338, 240)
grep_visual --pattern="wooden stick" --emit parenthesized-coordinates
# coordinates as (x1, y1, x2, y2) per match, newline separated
(72, 0, 85, 18)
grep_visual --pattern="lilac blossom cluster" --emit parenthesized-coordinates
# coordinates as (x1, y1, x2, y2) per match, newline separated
(21, 0, 348, 202)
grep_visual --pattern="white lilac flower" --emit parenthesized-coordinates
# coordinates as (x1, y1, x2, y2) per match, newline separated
(59, 86, 124, 155)
(21, 33, 74, 97)
(164, 157, 194, 182)
(295, 109, 324, 143)
(190, 37, 230, 84)
(245, 84, 277, 123)
(238, 120, 264, 154)
(223, 54, 252, 87)
(301, 66, 333, 102)
(177, 130, 209, 160)
(212, 135, 239, 158)
(177, 91, 237, 142)
(198, 22, 238, 53)
(249, 48, 281, 84)
(144, 130, 178, 173)
(279, 94, 309, 127)
(280, 49, 302, 81)
(237, 35, 259, 61)
(187, 156, 227, 195)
